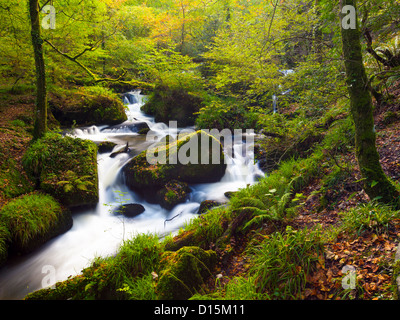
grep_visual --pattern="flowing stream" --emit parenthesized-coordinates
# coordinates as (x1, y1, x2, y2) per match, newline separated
(0, 91, 264, 300)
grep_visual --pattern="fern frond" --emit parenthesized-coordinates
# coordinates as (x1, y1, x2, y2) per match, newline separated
(236, 197, 267, 210)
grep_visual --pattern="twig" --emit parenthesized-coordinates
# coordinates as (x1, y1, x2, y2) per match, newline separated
(164, 212, 181, 229)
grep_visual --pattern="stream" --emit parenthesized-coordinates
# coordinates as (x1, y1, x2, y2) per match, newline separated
(0, 90, 264, 299)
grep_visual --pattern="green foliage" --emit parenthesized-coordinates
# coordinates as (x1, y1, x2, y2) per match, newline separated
(191, 275, 267, 300)
(22, 132, 98, 207)
(138, 45, 205, 93)
(0, 158, 34, 200)
(81, 234, 162, 299)
(26, 233, 163, 300)
(185, 206, 232, 248)
(0, 192, 66, 251)
(248, 226, 326, 299)
(156, 246, 217, 300)
(117, 274, 157, 300)
(0, 223, 10, 266)
(217, 276, 268, 300)
(339, 202, 400, 236)
(195, 96, 257, 130)
(56, 170, 94, 193)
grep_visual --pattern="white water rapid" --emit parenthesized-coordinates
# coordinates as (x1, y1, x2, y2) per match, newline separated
(0, 90, 264, 299)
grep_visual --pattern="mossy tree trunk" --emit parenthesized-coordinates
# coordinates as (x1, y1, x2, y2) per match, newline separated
(340, 0, 399, 206)
(29, 0, 47, 140)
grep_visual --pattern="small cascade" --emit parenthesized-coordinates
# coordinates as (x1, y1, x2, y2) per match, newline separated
(0, 90, 264, 299)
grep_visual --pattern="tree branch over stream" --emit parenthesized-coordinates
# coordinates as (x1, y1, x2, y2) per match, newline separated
(43, 39, 154, 90)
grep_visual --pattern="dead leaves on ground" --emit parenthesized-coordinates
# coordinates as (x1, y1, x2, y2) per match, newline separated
(305, 230, 399, 300)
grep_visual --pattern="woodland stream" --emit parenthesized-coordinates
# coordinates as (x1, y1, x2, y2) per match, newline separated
(0, 91, 264, 299)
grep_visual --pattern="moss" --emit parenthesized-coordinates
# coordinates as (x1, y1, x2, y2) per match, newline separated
(25, 274, 86, 300)
(97, 141, 117, 154)
(156, 246, 217, 300)
(0, 158, 34, 200)
(23, 132, 99, 208)
(122, 130, 226, 189)
(0, 191, 72, 254)
(0, 126, 35, 205)
(49, 86, 127, 127)
(156, 180, 190, 209)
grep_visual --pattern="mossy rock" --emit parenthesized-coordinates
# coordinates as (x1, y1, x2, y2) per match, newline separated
(122, 130, 227, 190)
(113, 203, 145, 218)
(198, 200, 224, 214)
(156, 180, 190, 209)
(23, 133, 99, 208)
(97, 141, 117, 154)
(49, 87, 127, 127)
(0, 192, 72, 255)
(156, 246, 217, 300)
(141, 85, 203, 127)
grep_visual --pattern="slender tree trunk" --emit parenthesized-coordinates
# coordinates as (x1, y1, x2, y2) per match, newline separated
(29, 0, 47, 140)
(180, 3, 186, 54)
(340, 0, 399, 206)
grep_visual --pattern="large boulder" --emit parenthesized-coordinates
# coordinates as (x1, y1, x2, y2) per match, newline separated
(23, 133, 99, 208)
(156, 180, 190, 209)
(156, 246, 217, 300)
(122, 130, 227, 190)
(198, 200, 224, 214)
(49, 87, 127, 127)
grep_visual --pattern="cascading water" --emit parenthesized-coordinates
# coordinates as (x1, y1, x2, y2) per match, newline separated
(0, 90, 264, 300)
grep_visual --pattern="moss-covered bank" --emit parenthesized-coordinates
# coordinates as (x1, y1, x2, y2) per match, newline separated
(156, 246, 217, 300)
(22, 132, 99, 208)
(0, 192, 72, 256)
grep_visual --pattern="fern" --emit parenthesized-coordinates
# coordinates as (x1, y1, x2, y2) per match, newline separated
(235, 197, 267, 210)
(56, 171, 93, 193)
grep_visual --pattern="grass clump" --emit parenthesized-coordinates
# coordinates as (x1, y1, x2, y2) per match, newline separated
(339, 202, 400, 237)
(82, 233, 163, 299)
(184, 206, 231, 248)
(248, 226, 326, 299)
(191, 275, 268, 300)
(0, 224, 10, 266)
(0, 191, 71, 254)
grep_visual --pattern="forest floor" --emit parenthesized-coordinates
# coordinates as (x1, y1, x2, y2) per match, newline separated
(207, 89, 400, 300)
(0, 92, 35, 208)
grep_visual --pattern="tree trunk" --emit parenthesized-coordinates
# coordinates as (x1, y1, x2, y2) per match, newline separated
(339, 0, 399, 206)
(29, 0, 47, 140)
